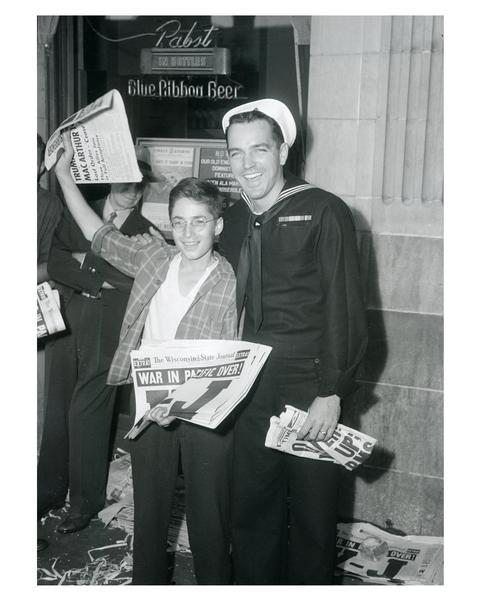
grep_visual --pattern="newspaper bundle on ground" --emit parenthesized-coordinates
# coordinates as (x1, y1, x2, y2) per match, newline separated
(265, 404, 376, 471)
(336, 521, 443, 585)
(126, 340, 272, 438)
(37, 281, 66, 338)
(45, 89, 142, 184)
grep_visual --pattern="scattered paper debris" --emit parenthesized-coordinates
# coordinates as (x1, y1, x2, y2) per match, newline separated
(39, 451, 444, 586)
(37, 551, 133, 586)
(88, 542, 128, 562)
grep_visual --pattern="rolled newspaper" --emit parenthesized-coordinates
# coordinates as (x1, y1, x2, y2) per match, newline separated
(265, 405, 377, 470)
(37, 281, 65, 338)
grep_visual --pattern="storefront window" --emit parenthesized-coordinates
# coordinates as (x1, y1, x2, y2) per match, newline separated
(82, 15, 309, 174)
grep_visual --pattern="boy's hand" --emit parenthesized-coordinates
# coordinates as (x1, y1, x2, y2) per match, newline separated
(53, 130, 75, 180)
(148, 404, 176, 427)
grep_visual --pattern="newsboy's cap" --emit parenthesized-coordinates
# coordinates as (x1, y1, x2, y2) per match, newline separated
(222, 98, 297, 147)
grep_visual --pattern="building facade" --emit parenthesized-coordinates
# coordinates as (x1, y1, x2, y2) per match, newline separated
(37, 14, 444, 537)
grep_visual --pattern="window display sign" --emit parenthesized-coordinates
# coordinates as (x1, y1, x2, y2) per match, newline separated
(140, 48, 230, 75)
(136, 137, 241, 236)
(128, 77, 241, 99)
(153, 18, 218, 49)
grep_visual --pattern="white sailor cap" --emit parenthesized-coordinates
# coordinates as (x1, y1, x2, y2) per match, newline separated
(222, 98, 297, 147)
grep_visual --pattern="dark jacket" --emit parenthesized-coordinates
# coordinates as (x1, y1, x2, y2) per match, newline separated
(48, 197, 154, 304)
(219, 174, 368, 399)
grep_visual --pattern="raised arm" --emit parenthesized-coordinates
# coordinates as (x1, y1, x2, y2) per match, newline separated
(53, 131, 103, 241)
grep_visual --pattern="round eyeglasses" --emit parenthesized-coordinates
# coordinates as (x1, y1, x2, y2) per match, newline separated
(170, 217, 217, 232)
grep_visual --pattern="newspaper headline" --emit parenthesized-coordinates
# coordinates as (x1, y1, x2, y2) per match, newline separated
(336, 521, 443, 585)
(45, 89, 142, 184)
(127, 339, 272, 438)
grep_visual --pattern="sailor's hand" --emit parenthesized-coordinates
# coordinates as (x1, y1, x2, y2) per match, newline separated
(297, 394, 340, 442)
(131, 232, 155, 246)
(131, 227, 164, 247)
(148, 225, 164, 239)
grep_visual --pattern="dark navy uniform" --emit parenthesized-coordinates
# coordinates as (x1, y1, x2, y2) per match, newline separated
(219, 174, 368, 584)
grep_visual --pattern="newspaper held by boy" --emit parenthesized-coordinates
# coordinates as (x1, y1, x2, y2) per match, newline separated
(45, 89, 141, 184)
(126, 339, 272, 438)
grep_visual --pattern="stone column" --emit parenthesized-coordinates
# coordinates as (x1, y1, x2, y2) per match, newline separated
(306, 15, 443, 536)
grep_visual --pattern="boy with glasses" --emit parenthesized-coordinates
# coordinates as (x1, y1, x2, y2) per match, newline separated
(52, 131, 237, 584)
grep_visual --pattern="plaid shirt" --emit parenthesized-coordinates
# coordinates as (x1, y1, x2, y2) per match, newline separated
(92, 224, 237, 385)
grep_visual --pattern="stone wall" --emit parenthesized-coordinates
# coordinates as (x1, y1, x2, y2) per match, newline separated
(305, 15, 443, 535)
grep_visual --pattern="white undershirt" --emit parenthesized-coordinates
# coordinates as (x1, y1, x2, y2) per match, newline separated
(142, 253, 217, 343)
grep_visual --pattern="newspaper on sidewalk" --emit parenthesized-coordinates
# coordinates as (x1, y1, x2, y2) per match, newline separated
(336, 521, 443, 585)
(265, 404, 377, 470)
(45, 89, 142, 184)
(37, 281, 66, 338)
(126, 339, 272, 439)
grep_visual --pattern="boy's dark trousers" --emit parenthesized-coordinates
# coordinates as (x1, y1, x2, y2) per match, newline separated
(130, 418, 233, 584)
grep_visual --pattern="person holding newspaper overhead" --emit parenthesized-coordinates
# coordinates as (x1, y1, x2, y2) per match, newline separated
(52, 130, 237, 585)
(218, 99, 368, 584)
(37, 147, 155, 537)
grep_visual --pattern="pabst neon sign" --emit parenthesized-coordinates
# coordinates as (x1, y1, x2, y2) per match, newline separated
(125, 18, 243, 100)
(153, 19, 217, 48)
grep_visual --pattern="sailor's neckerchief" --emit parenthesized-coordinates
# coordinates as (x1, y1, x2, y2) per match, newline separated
(240, 179, 315, 215)
(236, 178, 315, 332)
